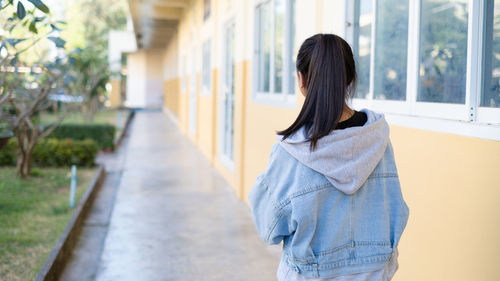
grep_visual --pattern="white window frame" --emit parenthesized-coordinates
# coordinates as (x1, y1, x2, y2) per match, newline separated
(252, 0, 296, 108)
(345, 0, 500, 141)
(181, 55, 186, 93)
(218, 18, 236, 171)
(475, 0, 500, 124)
(204, 0, 211, 21)
(188, 45, 197, 136)
(201, 39, 212, 96)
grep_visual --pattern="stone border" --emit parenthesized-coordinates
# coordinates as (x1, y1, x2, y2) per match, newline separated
(34, 165, 106, 281)
(113, 109, 135, 151)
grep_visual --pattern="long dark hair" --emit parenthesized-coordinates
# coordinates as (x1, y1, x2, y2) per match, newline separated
(277, 33, 357, 151)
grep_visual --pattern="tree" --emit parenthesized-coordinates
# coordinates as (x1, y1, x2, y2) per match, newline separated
(2, 60, 70, 178)
(61, 0, 127, 121)
(67, 47, 109, 122)
(0, 0, 72, 178)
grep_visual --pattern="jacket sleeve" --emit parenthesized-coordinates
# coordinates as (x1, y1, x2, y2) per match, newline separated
(248, 144, 293, 245)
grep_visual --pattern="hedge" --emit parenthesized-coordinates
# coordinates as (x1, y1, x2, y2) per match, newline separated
(0, 138, 99, 167)
(48, 123, 116, 149)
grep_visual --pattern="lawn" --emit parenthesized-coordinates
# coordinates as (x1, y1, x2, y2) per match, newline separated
(0, 167, 97, 281)
(40, 109, 129, 140)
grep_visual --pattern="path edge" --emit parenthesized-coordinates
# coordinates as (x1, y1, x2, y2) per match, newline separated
(34, 165, 106, 281)
(113, 109, 135, 151)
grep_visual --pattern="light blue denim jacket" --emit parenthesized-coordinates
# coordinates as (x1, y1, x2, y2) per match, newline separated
(248, 109, 409, 279)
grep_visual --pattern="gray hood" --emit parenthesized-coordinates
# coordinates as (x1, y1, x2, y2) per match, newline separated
(276, 109, 389, 195)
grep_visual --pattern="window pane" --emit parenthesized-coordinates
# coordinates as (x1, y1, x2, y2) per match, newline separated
(288, 0, 296, 95)
(373, 0, 409, 100)
(274, 0, 284, 94)
(418, 0, 469, 104)
(202, 40, 211, 92)
(204, 0, 211, 20)
(482, 0, 500, 107)
(355, 0, 373, 99)
(181, 56, 186, 92)
(257, 2, 271, 93)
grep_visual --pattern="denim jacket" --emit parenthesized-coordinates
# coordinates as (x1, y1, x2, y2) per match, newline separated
(248, 109, 409, 279)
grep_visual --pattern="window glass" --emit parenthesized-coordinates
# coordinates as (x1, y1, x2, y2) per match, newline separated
(257, 1, 271, 93)
(355, 0, 372, 99)
(373, 0, 409, 100)
(288, 0, 296, 95)
(255, 0, 295, 97)
(274, 0, 285, 94)
(202, 40, 211, 94)
(204, 0, 211, 20)
(482, 0, 500, 107)
(181, 56, 186, 92)
(418, 0, 469, 104)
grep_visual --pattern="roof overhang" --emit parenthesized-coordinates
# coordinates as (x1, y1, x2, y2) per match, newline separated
(128, 0, 187, 49)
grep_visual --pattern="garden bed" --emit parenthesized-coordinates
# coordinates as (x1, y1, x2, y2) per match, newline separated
(0, 167, 97, 281)
(40, 109, 129, 143)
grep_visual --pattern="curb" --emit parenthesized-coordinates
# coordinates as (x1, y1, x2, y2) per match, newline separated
(34, 165, 106, 281)
(113, 109, 135, 151)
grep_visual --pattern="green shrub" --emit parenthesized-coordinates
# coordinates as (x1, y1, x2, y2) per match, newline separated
(48, 123, 116, 149)
(0, 138, 99, 167)
(0, 138, 16, 166)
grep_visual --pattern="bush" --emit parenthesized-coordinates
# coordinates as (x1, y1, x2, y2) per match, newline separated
(48, 123, 116, 149)
(0, 138, 16, 166)
(0, 138, 99, 167)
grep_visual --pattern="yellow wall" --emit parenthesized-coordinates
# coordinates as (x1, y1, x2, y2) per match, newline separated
(156, 0, 500, 280)
(178, 76, 189, 135)
(390, 126, 500, 281)
(195, 69, 219, 164)
(109, 78, 121, 108)
(163, 78, 180, 117)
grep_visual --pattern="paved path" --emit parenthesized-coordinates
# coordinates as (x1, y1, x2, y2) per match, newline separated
(93, 111, 280, 281)
(59, 114, 130, 281)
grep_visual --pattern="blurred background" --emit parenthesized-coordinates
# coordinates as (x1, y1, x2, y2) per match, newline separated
(1, 0, 499, 281)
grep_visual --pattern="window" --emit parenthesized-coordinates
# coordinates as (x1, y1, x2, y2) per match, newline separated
(204, 0, 211, 21)
(220, 21, 235, 166)
(353, 0, 409, 101)
(482, 0, 500, 108)
(201, 39, 211, 95)
(347, 0, 500, 139)
(181, 55, 186, 93)
(418, 0, 468, 104)
(253, 0, 296, 106)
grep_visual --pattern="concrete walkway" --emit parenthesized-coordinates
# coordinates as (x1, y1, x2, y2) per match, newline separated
(91, 111, 280, 281)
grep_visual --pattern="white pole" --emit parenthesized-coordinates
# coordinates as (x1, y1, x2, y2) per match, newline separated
(69, 165, 77, 208)
(117, 112, 123, 129)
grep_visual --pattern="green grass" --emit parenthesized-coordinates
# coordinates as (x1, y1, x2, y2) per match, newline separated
(40, 109, 128, 140)
(0, 167, 97, 281)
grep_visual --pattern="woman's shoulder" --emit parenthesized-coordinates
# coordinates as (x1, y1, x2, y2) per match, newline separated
(264, 141, 331, 192)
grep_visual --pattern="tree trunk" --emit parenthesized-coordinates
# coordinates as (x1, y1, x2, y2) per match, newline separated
(15, 141, 31, 179)
(14, 126, 35, 179)
(16, 147, 26, 178)
(89, 97, 99, 122)
(20, 149, 32, 178)
(82, 103, 90, 122)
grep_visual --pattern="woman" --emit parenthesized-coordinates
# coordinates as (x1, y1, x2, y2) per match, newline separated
(248, 34, 409, 281)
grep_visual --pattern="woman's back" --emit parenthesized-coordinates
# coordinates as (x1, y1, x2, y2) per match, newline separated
(249, 109, 409, 279)
(248, 33, 409, 280)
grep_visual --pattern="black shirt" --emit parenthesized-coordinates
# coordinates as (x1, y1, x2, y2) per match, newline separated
(335, 110, 367, 130)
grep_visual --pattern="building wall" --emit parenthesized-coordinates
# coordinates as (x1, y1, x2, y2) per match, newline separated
(163, 32, 180, 117)
(145, 49, 164, 108)
(158, 0, 500, 280)
(390, 126, 500, 280)
(126, 50, 147, 107)
(109, 78, 121, 108)
(126, 49, 164, 108)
